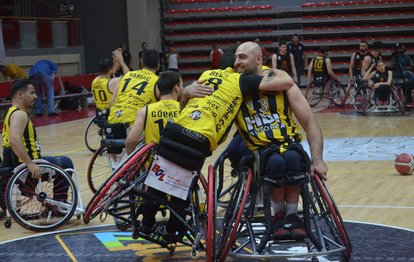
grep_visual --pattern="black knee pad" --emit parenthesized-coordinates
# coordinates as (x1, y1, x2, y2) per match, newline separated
(285, 171, 309, 185)
(262, 174, 285, 188)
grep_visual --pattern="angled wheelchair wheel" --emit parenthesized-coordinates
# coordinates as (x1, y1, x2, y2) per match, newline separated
(84, 143, 155, 224)
(5, 163, 77, 232)
(87, 146, 112, 193)
(327, 80, 346, 106)
(353, 84, 371, 114)
(305, 82, 324, 107)
(85, 116, 102, 153)
(309, 175, 352, 260)
(216, 167, 253, 261)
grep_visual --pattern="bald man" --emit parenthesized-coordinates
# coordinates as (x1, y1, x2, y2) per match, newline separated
(228, 41, 327, 245)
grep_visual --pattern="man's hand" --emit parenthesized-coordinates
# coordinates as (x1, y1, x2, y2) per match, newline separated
(183, 80, 213, 99)
(28, 162, 42, 179)
(310, 160, 328, 181)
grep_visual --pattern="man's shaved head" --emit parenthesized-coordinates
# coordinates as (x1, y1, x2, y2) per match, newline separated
(238, 41, 262, 56)
(234, 41, 263, 74)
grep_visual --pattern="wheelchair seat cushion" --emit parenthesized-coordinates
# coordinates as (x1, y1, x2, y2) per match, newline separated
(103, 122, 129, 139)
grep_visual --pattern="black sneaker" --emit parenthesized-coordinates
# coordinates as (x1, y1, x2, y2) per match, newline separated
(272, 211, 290, 240)
(286, 214, 307, 240)
(155, 224, 176, 243)
(139, 223, 155, 236)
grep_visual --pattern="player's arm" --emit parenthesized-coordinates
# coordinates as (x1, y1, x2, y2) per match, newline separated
(271, 53, 277, 70)
(9, 111, 42, 178)
(307, 58, 314, 85)
(290, 53, 298, 83)
(258, 69, 295, 91)
(180, 80, 213, 109)
(361, 56, 371, 77)
(287, 85, 327, 180)
(108, 77, 121, 94)
(349, 53, 355, 79)
(125, 106, 146, 154)
(326, 58, 339, 82)
(113, 48, 130, 75)
(109, 84, 119, 107)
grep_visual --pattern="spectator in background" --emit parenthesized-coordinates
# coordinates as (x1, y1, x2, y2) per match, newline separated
(28, 60, 58, 116)
(271, 41, 298, 83)
(389, 43, 414, 104)
(119, 43, 132, 70)
(210, 44, 223, 69)
(166, 45, 179, 73)
(0, 64, 27, 80)
(288, 34, 307, 87)
(138, 42, 148, 69)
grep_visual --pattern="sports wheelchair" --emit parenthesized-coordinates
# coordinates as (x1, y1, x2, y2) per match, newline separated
(0, 159, 84, 232)
(353, 81, 405, 115)
(83, 138, 214, 258)
(209, 148, 352, 261)
(305, 78, 346, 107)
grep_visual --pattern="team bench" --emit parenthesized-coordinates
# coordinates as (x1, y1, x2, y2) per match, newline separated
(0, 74, 95, 112)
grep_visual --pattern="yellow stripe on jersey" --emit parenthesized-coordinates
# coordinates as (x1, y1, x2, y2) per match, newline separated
(235, 90, 302, 152)
(175, 68, 243, 151)
(144, 100, 180, 144)
(108, 69, 158, 126)
(2, 106, 41, 161)
(91, 76, 112, 110)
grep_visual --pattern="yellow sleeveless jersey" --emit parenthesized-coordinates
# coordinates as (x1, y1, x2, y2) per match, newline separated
(144, 100, 180, 144)
(175, 68, 262, 151)
(108, 69, 158, 125)
(235, 89, 302, 152)
(91, 76, 112, 110)
(2, 106, 41, 161)
(311, 55, 327, 78)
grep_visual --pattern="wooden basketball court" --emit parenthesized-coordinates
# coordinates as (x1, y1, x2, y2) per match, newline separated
(0, 104, 413, 244)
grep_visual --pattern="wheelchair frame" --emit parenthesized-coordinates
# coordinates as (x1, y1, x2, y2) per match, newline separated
(210, 150, 352, 262)
(0, 159, 85, 232)
(353, 82, 405, 114)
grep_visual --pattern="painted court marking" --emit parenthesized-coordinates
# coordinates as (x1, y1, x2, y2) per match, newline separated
(302, 136, 414, 161)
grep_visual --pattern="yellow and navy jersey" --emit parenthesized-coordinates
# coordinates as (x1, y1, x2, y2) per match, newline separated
(144, 100, 180, 144)
(108, 69, 159, 126)
(235, 88, 302, 152)
(175, 68, 263, 151)
(2, 106, 41, 162)
(91, 76, 113, 110)
(311, 55, 328, 79)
